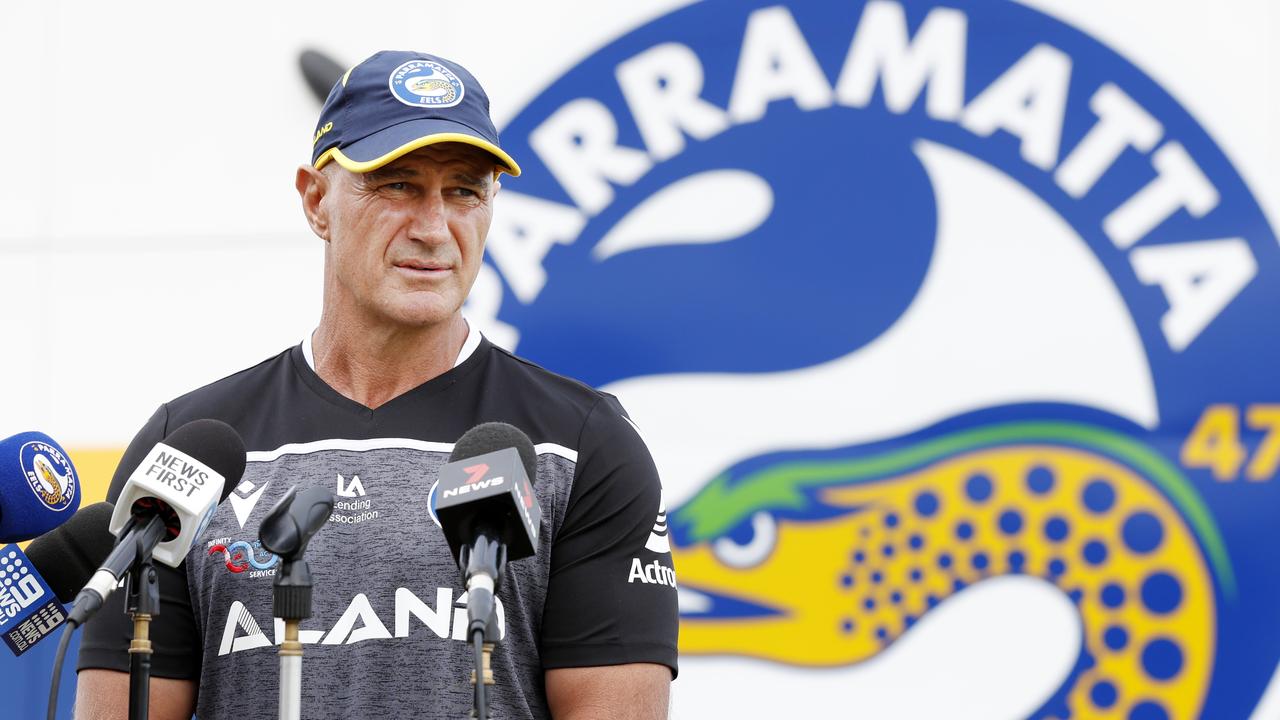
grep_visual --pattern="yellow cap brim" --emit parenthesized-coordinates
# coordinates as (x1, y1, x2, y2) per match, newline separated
(314, 132, 521, 177)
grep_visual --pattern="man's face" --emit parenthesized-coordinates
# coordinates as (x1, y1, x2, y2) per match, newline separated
(316, 143, 497, 330)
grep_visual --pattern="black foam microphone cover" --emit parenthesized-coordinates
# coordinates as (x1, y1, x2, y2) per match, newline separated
(25, 501, 116, 603)
(449, 422, 537, 481)
(162, 419, 247, 502)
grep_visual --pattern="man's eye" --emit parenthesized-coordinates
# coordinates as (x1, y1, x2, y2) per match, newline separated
(383, 182, 410, 191)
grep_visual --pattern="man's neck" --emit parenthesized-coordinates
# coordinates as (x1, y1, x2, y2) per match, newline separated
(310, 313, 470, 410)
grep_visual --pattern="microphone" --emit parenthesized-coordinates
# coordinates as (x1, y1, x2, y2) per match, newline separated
(0, 502, 114, 656)
(27, 502, 117, 603)
(260, 486, 335, 720)
(0, 432, 81, 543)
(68, 419, 245, 627)
(259, 486, 334, 620)
(436, 423, 542, 639)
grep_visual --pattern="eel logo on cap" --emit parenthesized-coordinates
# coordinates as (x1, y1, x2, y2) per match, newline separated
(20, 441, 76, 512)
(389, 59, 464, 108)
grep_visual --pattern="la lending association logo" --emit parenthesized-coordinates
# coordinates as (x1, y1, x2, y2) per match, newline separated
(332, 473, 378, 525)
(473, 1, 1280, 718)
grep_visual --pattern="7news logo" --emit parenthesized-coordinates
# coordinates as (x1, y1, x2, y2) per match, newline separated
(441, 463, 506, 499)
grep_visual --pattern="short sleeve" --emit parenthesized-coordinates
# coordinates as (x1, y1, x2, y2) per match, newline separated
(539, 395, 679, 677)
(76, 404, 205, 680)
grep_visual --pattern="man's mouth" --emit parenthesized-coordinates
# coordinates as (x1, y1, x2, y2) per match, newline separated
(394, 260, 451, 274)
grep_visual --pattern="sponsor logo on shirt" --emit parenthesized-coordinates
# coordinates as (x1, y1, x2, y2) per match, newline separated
(332, 473, 380, 525)
(336, 473, 366, 497)
(644, 495, 670, 554)
(227, 479, 270, 530)
(206, 537, 280, 578)
(631, 493, 676, 586)
(216, 586, 506, 656)
(628, 558, 677, 588)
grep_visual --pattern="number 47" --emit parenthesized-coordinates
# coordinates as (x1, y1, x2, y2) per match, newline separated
(1181, 404, 1280, 481)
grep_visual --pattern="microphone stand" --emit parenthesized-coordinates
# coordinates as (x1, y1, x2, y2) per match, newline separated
(461, 531, 505, 720)
(470, 636, 495, 719)
(258, 486, 333, 720)
(124, 517, 166, 720)
(273, 558, 313, 720)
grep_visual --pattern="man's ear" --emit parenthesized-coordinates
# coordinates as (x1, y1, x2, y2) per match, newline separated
(296, 165, 330, 241)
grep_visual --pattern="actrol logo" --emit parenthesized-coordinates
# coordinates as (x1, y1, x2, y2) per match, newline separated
(644, 496, 670, 554)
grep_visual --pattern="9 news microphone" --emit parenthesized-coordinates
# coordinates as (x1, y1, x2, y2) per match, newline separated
(0, 431, 81, 543)
(68, 419, 245, 627)
(0, 502, 114, 656)
(436, 423, 542, 639)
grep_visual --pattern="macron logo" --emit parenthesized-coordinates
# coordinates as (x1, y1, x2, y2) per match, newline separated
(228, 480, 270, 530)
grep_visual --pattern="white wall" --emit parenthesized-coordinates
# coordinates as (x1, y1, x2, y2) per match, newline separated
(0, 0, 696, 445)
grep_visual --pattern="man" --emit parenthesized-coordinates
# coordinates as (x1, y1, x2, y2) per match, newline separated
(75, 50, 678, 719)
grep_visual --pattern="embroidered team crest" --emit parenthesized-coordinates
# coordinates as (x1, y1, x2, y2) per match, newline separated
(20, 441, 76, 512)
(389, 59, 464, 108)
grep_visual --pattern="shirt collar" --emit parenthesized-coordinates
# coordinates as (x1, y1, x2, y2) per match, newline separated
(301, 319, 482, 372)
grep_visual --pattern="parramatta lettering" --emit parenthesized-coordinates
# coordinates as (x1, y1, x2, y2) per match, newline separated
(27, 443, 67, 470)
(477, 0, 1256, 353)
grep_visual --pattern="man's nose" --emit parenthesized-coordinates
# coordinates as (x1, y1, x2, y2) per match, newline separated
(406, 193, 451, 245)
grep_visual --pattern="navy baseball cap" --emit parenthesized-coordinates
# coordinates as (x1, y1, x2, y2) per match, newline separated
(311, 50, 520, 176)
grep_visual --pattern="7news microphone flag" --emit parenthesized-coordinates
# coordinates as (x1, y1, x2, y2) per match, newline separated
(436, 422, 543, 720)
